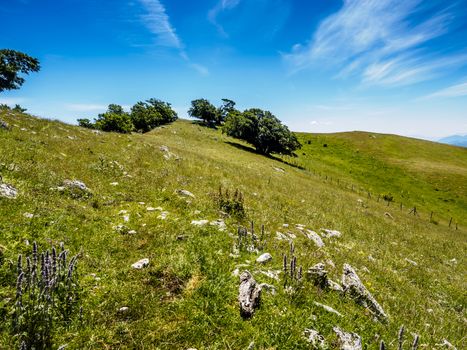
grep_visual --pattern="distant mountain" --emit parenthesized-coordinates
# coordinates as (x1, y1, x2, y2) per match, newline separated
(438, 135, 467, 147)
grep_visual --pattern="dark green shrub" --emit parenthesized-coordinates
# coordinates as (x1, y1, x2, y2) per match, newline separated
(77, 118, 95, 129)
(130, 98, 178, 133)
(223, 108, 301, 155)
(94, 104, 133, 133)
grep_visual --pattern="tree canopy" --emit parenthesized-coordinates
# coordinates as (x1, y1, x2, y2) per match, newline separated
(188, 99, 219, 127)
(130, 98, 178, 133)
(77, 99, 178, 134)
(0, 49, 40, 92)
(94, 104, 134, 134)
(223, 108, 301, 155)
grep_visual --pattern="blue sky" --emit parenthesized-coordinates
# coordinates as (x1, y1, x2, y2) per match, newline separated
(1, 0, 467, 139)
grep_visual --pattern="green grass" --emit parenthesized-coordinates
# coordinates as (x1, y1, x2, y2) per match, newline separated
(0, 111, 465, 349)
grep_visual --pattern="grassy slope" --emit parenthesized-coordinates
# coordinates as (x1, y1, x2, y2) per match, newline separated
(0, 111, 465, 349)
(283, 131, 467, 226)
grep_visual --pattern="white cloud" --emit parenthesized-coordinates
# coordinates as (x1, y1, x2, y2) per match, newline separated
(208, 0, 242, 37)
(283, 0, 464, 87)
(136, 0, 209, 76)
(138, 0, 182, 48)
(420, 81, 467, 99)
(189, 63, 209, 76)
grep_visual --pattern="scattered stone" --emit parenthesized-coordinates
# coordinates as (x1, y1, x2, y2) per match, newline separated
(295, 224, 306, 230)
(342, 263, 387, 321)
(368, 255, 376, 262)
(118, 306, 129, 313)
(158, 211, 169, 220)
(405, 258, 418, 266)
(256, 253, 272, 264)
(286, 232, 297, 239)
(191, 219, 209, 226)
(384, 212, 394, 219)
(147, 206, 163, 212)
(23, 212, 34, 219)
(0, 182, 18, 199)
(322, 229, 342, 238)
(176, 235, 187, 241)
(232, 268, 240, 277)
(176, 189, 195, 198)
(123, 215, 130, 222)
(160, 145, 180, 160)
(110, 182, 119, 186)
(131, 258, 149, 269)
(447, 258, 457, 265)
(304, 328, 327, 348)
(128, 230, 137, 235)
(314, 301, 343, 317)
(113, 224, 130, 234)
(56, 179, 91, 198)
(258, 270, 280, 281)
(247, 341, 255, 350)
(333, 327, 362, 350)
(273, 166, 285, 173)
(238, 271, 262, 319)
(282, 223, 289, 228)
(0, 118, 9, 130)
(258, 283, 276, 295)
(63, 179, 88, 191)
(307, 263, 329, 289)
(210, 219, 226, 231)
(436, 339, 457, 349)
(306, 262, 343, 292)
(275, 231, 289, 241)
(304, 229, 325, 248)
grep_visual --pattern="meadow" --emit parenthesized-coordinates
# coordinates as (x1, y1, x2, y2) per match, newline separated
(0, 110, 465, 349)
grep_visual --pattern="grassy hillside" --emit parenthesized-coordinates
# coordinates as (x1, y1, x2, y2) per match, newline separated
(283, 131, 467, 227)
(0, 111, 465, 349)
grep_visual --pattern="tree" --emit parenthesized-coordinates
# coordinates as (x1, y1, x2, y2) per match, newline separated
(0, 49, 40, 92)
(77, 118, 95, 129)
(94, 104, 133, 133)
(217, 98, 237, 124)
(188, 99, 219, 127)
(223, 108, 301, 155)
(130, 98, 178, 132)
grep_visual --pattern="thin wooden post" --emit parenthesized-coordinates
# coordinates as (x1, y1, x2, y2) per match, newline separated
(430, 211, 433, 220)
(449, 217, 452, 228)
(400, 203, 403, 211)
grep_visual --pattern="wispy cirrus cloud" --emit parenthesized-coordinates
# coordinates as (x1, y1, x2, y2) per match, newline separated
(283, 0, 466, 87)
(137, 0, 182, 48)
(208, 0, 242, 37)
(420, 81, 467, 100)
(136, 0, 209, 75)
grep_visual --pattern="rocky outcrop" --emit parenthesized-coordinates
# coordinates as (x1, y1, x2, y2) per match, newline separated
(304, 328, 327, 348)
(238, 271, 262, 319)
(131, 258, 149, 269)
(307, 262, 343, 291)
(342, 264, 387, 321)
(0, 181, 18, 199)
(256, 253, 272, 264)
(333, 327, 362, 350)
